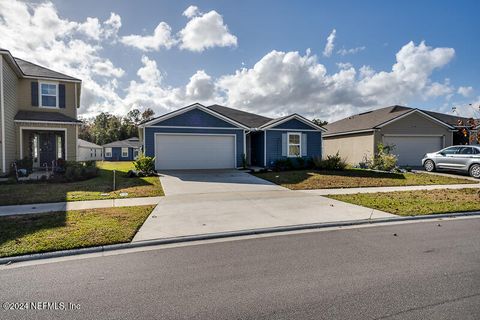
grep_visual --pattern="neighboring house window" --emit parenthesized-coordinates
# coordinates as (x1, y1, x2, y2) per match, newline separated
(105, 148, 112, 157)
(121, 147, 129, 157)
(94, 149, 97, 157)
(56, 135, 62, 159)
(287, 133, 301, 157)
(90, 148, 93, 158)
(40, 82, 58, 108)
(133, 148, 139, 159)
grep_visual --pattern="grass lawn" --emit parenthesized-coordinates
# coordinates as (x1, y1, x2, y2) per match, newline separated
(328, 188, 480, 216)
(254, 169, 476, 190)
(0, 161, 164, 206)
(0, 205, 154, 258)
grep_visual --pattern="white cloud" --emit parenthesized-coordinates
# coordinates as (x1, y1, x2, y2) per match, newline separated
(183, 5, 200, 18)
(120, 22, 176, 51)
(218, 41, 457, 121)
(179, 10, 237, 52)
(103, 12, 122, 39)
(323, 29, 336, 57)
(337, 46, 365, 56)
(92, 60, 125, 78)
(458, 86, 474, 97)
(185, 70, 215, 100)
(137, 56, 162, 83)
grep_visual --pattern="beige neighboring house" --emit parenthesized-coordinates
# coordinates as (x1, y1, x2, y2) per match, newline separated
(323, 105, 472, 167)
(77, 139, 103, 161)
(0, 48, 82, 174)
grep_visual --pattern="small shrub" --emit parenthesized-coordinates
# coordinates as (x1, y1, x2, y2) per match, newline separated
(295, 157, 306, 169)
(313, 152, 347, 170)
(63, 161, 98, 182)
(133, 154, 156, 175)
(14, 157, 33, 173)
(272, 158, 294, 171)
(368, 143, 398, 171)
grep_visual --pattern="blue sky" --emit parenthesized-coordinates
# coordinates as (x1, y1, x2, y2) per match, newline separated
(2, 0, 479, 120)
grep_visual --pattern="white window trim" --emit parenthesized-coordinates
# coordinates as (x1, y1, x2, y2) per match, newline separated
(121, 147, 129, 157)
(105, 147, 112, 157)
(287, 132, 302, 157)
(39, 81, 59, 108)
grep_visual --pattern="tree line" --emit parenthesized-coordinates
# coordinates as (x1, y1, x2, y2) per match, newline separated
(79, 108, 155, 146)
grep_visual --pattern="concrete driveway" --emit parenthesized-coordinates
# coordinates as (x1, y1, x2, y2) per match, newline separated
(133, 170, 393, 241)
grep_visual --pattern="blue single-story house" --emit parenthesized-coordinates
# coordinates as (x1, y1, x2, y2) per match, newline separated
(102, 137, 142, 161)
(138, 103, 325, 170)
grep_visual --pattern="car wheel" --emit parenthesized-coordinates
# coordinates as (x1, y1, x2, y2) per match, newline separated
(424, 160, 435, 172)
(469, 164, 480, 179)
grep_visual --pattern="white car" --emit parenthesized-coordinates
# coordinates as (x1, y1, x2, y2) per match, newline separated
(422, 145, 480, 178)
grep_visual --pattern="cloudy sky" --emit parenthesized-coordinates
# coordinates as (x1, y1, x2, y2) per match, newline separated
(1, 0, 479, 121)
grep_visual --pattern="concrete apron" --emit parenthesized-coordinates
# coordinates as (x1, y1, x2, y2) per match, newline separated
(132, 189, 393, 242)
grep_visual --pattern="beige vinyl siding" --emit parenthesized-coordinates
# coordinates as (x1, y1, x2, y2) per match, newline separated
(377, 112, 454, 147)
(17, 79, 77, 119)
(323, 132, 375, 165)
(2, 57, 19, 173)
(15, 122, 78, 161)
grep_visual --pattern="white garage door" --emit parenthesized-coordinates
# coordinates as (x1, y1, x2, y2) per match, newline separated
(155, 134, 236, 170)
(383, 135, 444, 166)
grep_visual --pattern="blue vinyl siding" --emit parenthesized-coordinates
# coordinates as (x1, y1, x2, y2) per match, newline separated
(145, 127, 245, 167)
(150, 109, 236, 128)
(265, 130, 322, 167)
(104, 147, 136, 161)
(271, 118, 316, 130)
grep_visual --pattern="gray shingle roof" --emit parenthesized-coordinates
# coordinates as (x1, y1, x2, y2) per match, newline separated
(14, 110, 82, 123)
(102, 137, 142, 148)
(78, 139, 102, 149)
(14, 57, 81, 82)
(206, 104, 273, 128)
(324, 105, 464, 135)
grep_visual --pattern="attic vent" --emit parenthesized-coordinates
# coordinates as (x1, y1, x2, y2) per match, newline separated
(358, 111, 373, 116)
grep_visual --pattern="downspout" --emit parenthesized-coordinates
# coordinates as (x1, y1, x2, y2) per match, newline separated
(0, 57, 5, 173)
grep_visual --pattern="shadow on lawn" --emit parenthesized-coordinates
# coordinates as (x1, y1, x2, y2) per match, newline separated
(0, 212, 66, 247)
(0, 167, 155, 206)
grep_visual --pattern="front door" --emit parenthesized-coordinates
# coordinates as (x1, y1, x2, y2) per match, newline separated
(39, 132, 56, 167)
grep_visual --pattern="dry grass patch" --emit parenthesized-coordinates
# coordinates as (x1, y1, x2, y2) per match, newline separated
(328, 188, 480, 216)
(254, 169, 476, 190)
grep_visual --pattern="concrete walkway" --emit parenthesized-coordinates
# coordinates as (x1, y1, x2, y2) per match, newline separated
(0, 196, 163, 216)
(133, 170, 393, 241)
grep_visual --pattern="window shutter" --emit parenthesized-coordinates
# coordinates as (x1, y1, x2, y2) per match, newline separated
(59, 84, 66, 108)
(301, 133, 307, 156)
(281, 133, 287, 157)
(31, 81, 38, 106)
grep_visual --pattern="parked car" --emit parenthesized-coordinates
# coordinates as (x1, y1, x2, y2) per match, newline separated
(422, 145, 480, 178)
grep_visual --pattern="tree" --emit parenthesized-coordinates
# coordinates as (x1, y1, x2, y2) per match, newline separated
(312, 118, 328, 127)
(141, 108, 155, 122)
(454, 104, 480, 144)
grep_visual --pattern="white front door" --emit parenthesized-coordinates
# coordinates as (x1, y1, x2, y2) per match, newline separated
(383, 135, 444, 166)
(155, 134, 236, 170)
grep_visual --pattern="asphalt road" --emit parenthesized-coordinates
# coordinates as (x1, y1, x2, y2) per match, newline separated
(1, 218, 479, 320)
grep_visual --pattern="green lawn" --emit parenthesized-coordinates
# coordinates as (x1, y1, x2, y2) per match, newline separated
(0, 161, 164, 206)
(254, 169, 476, 190)
(328, 188, 480, 216)
(0, 205, 155, 258)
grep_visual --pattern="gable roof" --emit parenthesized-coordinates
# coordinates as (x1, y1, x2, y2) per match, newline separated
(102, 137, 142, 148)
(206, 104, 272, 128)
(324, 105, 456, 136)
(78, 139, 102, 149)
(14, 110, 82, 124)
(260, 113, 327, 131)
(0, 48, 81, 82)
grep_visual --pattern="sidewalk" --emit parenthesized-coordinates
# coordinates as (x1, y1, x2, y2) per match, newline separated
(298, 183, 480, 196)
(0, 197, 163, 216)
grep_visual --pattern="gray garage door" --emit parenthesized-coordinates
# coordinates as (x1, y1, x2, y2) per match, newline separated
(155, 134, 236, 170)
(383, 135, 443, 166)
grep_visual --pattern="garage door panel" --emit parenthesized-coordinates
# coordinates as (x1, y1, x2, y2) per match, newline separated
(155, 134, 236, 170)
(383, 136, 443, 166)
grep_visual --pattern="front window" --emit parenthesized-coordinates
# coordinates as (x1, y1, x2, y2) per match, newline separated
(133, 148, 139, 159)
(288, 133, 301, 157)
(105, 147, 112, 157)
(441, 147, 459, 155)
(40, 83, 58, 108)
(121, 147, 129, 157)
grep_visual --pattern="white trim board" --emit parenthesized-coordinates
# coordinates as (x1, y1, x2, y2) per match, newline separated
(260, 114, 326, 132)
(139, 103, 249, 130)
(323, 129, 376, 138)
(153, 132, 237, 169)
(0, 57, 5, 173)
(146, 125, 244, 130)
(19, 126, 68, 161)
(14, 120, 81, 126)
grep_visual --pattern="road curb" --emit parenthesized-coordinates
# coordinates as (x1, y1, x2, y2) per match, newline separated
(2, 211, 480, 265)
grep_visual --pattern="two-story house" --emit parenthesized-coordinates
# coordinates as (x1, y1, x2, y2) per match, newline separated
(0, 49, 82, 175)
